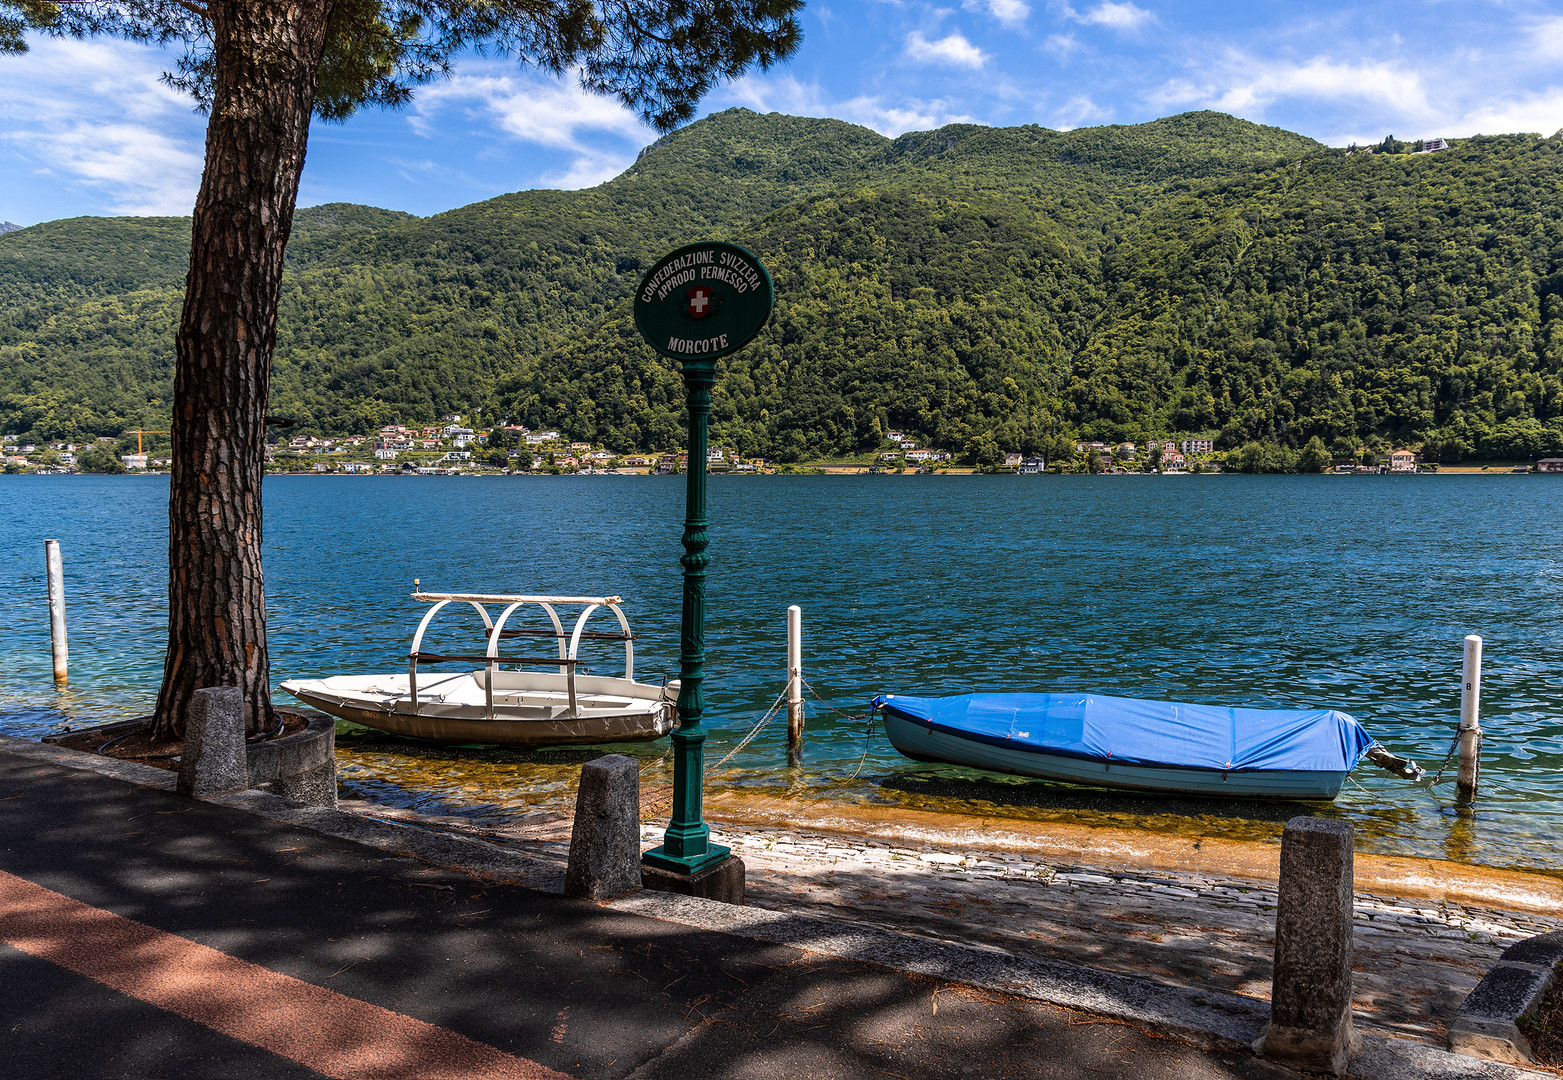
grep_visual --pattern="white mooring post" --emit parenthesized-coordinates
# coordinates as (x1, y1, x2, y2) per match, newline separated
(44, 539, 67, 685)
(786, 605, 804, 767)
(1456, 634, 1483, 806)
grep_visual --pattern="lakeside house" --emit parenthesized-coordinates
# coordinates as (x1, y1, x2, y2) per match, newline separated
(1538, 458, 1563, 474)
(1389, 449, 1417, 472)
(1004, 452, 1023, 468)
(121, 453, 148, 470)
(1180, 438, 1213, 454)
(1017, 457, 1045, 474)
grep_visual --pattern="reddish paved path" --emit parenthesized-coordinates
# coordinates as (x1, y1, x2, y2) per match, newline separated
(0, 750, 1301, 1080)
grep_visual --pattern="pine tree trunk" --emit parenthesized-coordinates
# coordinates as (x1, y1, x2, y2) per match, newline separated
(151, 1, 333, 740)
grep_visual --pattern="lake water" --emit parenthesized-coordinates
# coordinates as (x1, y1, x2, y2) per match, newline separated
(2, 473, 1560, 874)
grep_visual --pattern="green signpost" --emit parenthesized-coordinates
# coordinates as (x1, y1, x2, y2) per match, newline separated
(634, 241, 775, 879)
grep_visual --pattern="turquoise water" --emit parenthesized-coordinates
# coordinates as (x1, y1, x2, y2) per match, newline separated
(2, 473, 1560, 871)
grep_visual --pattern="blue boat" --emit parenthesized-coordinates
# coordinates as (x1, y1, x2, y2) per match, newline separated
(874, 691, 1406, 800)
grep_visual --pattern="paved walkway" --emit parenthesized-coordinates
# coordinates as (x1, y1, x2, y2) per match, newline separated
(340, 802, 1563, 1049)
(0, 748, 1307, 1080)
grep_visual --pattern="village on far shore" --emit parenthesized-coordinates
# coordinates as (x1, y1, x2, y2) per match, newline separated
(6, 419, 1563, 477)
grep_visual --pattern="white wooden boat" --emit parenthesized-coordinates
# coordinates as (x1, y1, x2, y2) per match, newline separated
(282, 589, 677, 746)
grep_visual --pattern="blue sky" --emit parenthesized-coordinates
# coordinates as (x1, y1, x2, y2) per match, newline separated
(3, 1, 1562, 225)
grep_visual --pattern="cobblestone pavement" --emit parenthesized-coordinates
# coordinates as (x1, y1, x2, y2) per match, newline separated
(339, 800, 1561, 1049)
(686, 823, 1562, 1047)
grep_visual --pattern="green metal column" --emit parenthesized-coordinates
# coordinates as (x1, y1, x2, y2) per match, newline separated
(643, 358, 731, 875)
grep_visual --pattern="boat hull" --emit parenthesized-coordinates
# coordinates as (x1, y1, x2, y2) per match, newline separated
(881, 709, 1347, 800)
(282, 670, 677, 747)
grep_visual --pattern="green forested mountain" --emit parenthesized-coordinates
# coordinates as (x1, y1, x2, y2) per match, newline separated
(3, 108, 1561, 461)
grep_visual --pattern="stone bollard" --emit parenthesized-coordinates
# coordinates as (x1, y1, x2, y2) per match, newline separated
(177, 687, 248, 798)
(565, 755, 643, 901)
(1257, 816, 1359, 1075)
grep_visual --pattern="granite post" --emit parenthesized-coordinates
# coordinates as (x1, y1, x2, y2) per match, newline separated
(1257, 816, 1358, 1074)
(565, 755, 643, 900)
(177, 687, 248, 798)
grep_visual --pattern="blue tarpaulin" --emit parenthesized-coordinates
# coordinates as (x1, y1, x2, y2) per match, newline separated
(872, 692, 1377, 773)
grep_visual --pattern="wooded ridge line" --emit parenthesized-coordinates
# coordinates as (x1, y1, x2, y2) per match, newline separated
(2, 108, 1561, 464)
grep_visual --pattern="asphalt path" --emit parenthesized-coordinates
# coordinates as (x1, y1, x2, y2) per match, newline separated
(0, 751, 1302, 1079)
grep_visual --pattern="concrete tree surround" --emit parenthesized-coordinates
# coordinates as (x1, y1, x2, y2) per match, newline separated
(176, 696, 336, 808)
(1258, 816, 1359, 1074)
(245, 710, 337, 808)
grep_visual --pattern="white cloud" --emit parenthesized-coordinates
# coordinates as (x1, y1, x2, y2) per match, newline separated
(407, 70, 654, 189)
(1054, 96, 1110, 129)
(722, 73, 978, 135)
(1151, 55, 1434, 123)
(1045, 33, 1083, 56)
(1533, 17, 1563, 61)
(1446, 87, 1563, 138)
(964, 0, 1030, 28)
(1150, 36, 1563, 146)
(0, 38, 205, 216)
(905, 31, 989, 68)
(1070, 2, 1155, 31)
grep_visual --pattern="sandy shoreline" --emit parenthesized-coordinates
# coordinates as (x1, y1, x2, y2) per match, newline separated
(702, 792, 1563, 915)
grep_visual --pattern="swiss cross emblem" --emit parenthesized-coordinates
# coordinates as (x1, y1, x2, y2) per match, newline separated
(685, 286, 714, 319)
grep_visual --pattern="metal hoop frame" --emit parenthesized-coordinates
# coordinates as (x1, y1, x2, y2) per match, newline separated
(406, 590, 634, 721)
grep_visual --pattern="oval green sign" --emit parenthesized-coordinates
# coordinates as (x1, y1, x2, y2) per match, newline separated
(633, 241, 774, 363)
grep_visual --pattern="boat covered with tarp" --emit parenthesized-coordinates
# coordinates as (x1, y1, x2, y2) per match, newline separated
(874, 691, 1419, 799)
(282, 588, 677, 747)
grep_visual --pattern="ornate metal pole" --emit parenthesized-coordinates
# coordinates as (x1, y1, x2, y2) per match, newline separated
(632, 241, 774, 881)
(642, 357, 730, 874)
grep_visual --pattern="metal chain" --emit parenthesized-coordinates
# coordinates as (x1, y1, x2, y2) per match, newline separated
(707, 687, 790, 772)
(1427, 733, 1463, 787)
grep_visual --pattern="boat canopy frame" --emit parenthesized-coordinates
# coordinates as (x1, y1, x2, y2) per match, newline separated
(407, 590, 634, 721)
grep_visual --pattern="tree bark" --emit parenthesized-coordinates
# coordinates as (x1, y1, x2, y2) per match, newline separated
(152, 1, 333, 740)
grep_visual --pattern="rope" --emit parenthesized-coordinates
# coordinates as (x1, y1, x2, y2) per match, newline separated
(704, 677, 877, 783)
(707, 687, 790, 772)
(826, 701, 878, 785)
(800, 676, 868, 722)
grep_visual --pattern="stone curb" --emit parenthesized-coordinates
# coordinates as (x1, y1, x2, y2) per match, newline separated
(1448, 932, 1563, 1066)
(0, 734, 1552, 1079)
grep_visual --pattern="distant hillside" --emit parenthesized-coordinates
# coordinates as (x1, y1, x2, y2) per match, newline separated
(0, 222, 20, 235)
(2, 109, 1560, 461)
